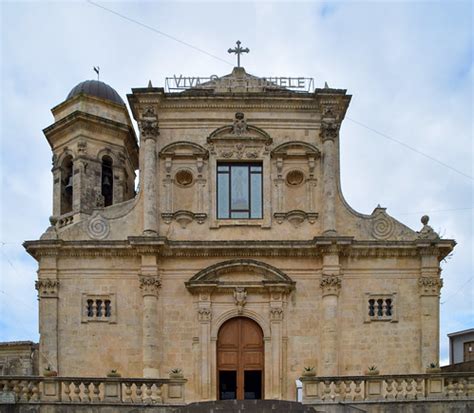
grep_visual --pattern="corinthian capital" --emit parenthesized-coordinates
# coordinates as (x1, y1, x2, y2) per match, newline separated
(419, 277, 443, 296)
(320, 275, 341, 296)
(139, 276, 161, 297)
(320, 121, 339, 142)
(139, 120, 159, 140)
(35, 279, 59, 298)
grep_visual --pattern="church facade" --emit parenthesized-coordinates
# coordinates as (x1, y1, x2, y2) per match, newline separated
(24, 64, 455, 402)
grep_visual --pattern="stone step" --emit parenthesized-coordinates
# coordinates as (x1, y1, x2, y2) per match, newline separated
(173, 399, 322, 413)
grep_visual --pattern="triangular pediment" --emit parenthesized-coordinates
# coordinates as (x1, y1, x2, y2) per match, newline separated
(185, 259, 295, 292)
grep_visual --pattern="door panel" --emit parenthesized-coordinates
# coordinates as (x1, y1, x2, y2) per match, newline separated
(217, 317, 264, 400)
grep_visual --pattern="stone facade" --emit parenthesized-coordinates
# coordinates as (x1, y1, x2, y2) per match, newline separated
(0, 342, 38, 376)
(23, 67, 455, 402)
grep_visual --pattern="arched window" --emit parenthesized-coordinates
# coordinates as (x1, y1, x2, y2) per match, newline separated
(101, 155, 113, 207)
(60, 155, 73, 214)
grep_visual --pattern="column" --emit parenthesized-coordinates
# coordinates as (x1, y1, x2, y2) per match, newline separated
(269, 299, 284, 399)
(139, 109, 159, 235)
(319, 248, 341, 376)
(36, 256, 59, 374)
(418, 249, 442, 371)
(197, 291, 212, 400)
(139, 254, 161, 378)
(321, 121, 339, 235)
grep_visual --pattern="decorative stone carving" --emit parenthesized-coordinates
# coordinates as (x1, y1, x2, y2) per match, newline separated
(286, 170, 305, 186)
(77, 140, 87, 155)
(418, 215, 439, 240)
(175, 170, 194, 187)
(371, 207, 395, 240)
(274, 211, 318, 227)
(232, 112, 248, 135)
(269, 307, 284, 321)
(35, 279, 59, 298)
(320, 121, 339, 142)
(233, 287, 247, 314)
(95, 190, 105, 208)
(198, 308, 212, 322)
(139, 119, 159, 139)
(320, 275, 342, 296)
(161, 211, 207, 227)
(87, 214, 110, 240)
(419, 277, 443, 296)
(139, 276, 161, 297)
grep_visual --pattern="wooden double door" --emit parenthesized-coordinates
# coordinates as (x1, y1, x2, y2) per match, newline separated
(217, 317, 264, 400)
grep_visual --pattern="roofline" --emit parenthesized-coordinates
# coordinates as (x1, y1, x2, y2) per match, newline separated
(447, 328, 474, 337)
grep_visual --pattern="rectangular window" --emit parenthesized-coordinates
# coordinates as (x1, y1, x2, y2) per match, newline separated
(82, 293, 116, 324)
(217, 163, 262, 219)
(364, 293, 397, 323)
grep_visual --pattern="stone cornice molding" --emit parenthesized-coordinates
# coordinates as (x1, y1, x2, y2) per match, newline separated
(35, 279, 59, 298)
(139, 276, 161, 297)
(418, 277, 443, 296)
(320, 275, 342, 297)
(23, 237, 455, 260)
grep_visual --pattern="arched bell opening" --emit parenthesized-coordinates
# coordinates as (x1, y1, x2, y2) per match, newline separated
(217, 317, 264, 401)
(101, 155, 114, 207)
(60, 155, 73, 214)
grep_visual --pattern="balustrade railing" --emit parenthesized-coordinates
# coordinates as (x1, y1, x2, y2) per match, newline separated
(0, 376, 186, 405)
(300, 373, 474, 404)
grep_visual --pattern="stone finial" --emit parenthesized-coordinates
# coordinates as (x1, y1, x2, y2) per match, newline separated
(418, 215, 439, 240)
(324, 81, 329, 89)
(148, 80, 153, 88)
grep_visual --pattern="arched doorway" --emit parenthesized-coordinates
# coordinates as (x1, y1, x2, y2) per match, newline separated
(217, 317, 264, 400)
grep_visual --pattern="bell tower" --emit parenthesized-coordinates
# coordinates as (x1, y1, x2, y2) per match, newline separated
(43, 80, 139, 224)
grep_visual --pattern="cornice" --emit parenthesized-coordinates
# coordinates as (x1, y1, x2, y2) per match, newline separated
(23, 237, 455, 259)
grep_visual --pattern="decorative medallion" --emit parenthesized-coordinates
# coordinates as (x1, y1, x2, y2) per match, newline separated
(372, 214, 394, 240)
(286, 170, 305, 186)
(87, 214, 110, 240)
(175, 170, 194, 187)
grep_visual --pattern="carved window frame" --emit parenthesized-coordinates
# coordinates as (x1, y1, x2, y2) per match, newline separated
(363, 292, 398, 323)
(81, 293, 117, 324)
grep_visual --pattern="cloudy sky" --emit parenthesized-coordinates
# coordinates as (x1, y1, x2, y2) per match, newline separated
(1, 0, 472, 366)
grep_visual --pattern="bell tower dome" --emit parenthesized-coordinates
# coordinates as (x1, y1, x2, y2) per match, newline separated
(43, 79, 139, 225)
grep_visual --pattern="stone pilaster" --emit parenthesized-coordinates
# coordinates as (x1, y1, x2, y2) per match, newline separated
(269, 289, 285, 399)
(418, 249, 442, 370)
(320, 248, 341, 376)
(35, 256, 59, 374)
(139, 108, 159, 235)
(197, 291, 212, 400)
(139, 254, 161, 378)
(321, 121, 339, 235)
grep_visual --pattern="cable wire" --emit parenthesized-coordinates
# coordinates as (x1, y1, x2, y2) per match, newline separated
(86, 0, 234, 67)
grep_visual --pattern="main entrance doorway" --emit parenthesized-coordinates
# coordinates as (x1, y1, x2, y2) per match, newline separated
(217, 317, 264, 400)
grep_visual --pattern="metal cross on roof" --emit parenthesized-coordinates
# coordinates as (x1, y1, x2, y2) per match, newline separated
(228, 40, 249, 68)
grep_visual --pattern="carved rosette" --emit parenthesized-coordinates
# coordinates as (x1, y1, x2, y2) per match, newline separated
(139, 276, 161, 297)
(320, 121, 339, 142)
(198, 308, 212, 322)
(35, 279, 59, 298)
(269, 307, 284, 322)
(320, 275, 342, 296)
(419, 277, 443, 296)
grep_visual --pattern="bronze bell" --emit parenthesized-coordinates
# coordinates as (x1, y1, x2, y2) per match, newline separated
(103, 176, 112, 187)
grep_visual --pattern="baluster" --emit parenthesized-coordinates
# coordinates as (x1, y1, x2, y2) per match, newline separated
(394, 378, 403, 399)
(155, 383, 163, 404)
(457, 379, 466, 397)
(82, 381, 91, 403)
(12, 381, 21, 401)
(415, 377, 424, 399)
(343, 380, 352, 401)
(446, 378, 455, 398)
(100, 301, 106, 320)
(354, 379, 363, 401)
(91, 381, 101, 402)
(63, 380, 72, 402)
(18, 380, 29, 402)
(322, 380, 331, 401)
(143, 382, 153, 404)
(123, 382, 133, 403)
(30, 380, 40, 402)
(334, 380, 342, 402)
(405, 378, 415, 400)
(72, 381, 82, 402)
(385, 378, 395, 400)
(135, 382, 143, 403)
(467, 377, 474, 397)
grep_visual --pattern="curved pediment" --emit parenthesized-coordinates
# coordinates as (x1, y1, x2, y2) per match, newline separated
(207, 113, 272, 145)
(185, 259, 295, 292)
(159, 141, 208, 159)
(271, 141, 320, 158)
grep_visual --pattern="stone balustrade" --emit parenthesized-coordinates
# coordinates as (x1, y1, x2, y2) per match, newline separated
(300, 372, 474, 404)
(0, 376, 187, 405)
